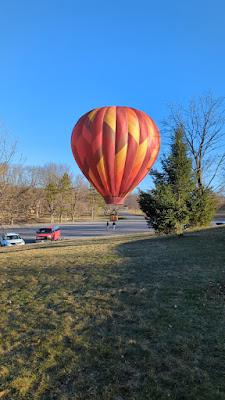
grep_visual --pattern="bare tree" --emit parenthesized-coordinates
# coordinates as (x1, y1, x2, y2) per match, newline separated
(69, 176, 88, 221)
(40, 163, 71, 186)
(40, 163, 72, 222)
(2, 165, 42, 224)
(0, 128, 19, 227)
(163, 93, 225, 191)
(0, 132, 17, 204)
(88, 186, 104, 221)
(125, 193, 141, 213)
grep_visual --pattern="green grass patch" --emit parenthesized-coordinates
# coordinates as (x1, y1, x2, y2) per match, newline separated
(0, 228, 225, 399)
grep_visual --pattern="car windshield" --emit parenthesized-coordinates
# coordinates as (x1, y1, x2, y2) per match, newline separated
(5, 235, 20, 240)
(37, 229, 52, 234)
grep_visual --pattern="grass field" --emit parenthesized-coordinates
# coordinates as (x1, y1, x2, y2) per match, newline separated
(0, 228, 225, 400)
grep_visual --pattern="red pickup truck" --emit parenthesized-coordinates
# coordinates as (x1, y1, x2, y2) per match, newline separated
(36, 226, 61, 241)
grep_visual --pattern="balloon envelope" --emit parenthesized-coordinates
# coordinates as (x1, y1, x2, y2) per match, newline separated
(71, 106, 160, 205)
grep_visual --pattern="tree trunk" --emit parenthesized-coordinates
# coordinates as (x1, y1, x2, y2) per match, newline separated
(36, 200, 40, 219)
(91, 206, 94, 221)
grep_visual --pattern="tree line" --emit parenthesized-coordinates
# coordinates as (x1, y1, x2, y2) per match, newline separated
(0, 160, 139, 226)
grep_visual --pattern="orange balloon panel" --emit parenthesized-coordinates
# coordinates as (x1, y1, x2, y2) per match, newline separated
(71, 106, 160, 205)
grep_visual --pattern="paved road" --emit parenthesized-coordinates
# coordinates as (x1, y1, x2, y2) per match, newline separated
(8, 219, 150, 243)
(4, 213, 224, 244)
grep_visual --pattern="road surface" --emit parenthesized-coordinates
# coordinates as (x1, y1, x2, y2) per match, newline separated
(3, 213, 223, 244)
(8, 219, 150, 243)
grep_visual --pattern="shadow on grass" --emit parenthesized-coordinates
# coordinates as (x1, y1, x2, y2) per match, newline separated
(1, 227, 225, 399)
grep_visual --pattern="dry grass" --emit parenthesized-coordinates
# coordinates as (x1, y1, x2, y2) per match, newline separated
(0, 228, 225, 399)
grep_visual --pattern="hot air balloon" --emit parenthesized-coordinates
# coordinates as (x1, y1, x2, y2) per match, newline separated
(71, 106, 160, 205)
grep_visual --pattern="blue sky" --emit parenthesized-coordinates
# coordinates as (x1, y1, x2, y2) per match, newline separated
(0, 0, 225, 190)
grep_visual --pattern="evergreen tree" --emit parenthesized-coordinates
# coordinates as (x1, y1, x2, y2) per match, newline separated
(45, 182, 58, 223)
(57, 173, 73, 222)
(189, 188, 217, 227)
(139, 126, 194, 235)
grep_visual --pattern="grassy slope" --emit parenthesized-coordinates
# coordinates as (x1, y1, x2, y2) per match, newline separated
(0, 228, 225, 400)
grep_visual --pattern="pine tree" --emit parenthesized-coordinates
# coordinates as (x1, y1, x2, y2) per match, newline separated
(57, 173, 73, 222)
(45, 182, 58, 223)
(189, 187, 217, 227)
(139, 126, 194, 235)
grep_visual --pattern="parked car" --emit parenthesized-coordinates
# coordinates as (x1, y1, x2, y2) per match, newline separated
(0, 232, 25, 247)
(36, 226, 61, 241)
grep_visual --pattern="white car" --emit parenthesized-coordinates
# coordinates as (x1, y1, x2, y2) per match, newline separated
(0, 232, 25, 247)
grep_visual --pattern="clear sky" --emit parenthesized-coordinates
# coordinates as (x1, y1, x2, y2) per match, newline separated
(0, 0, 225, 190)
